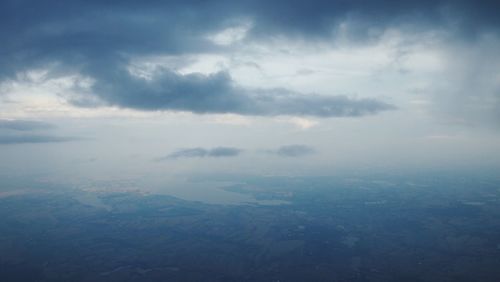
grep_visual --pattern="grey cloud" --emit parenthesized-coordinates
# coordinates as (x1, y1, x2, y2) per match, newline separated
(0, 119, 78, 144)
(0, 134, 76, 145)
(166, 148, 208, 159)
(78, 67, 394, 117)
(429, 37, 500, 128)
(247, 1, 500, 41)
(159, 147, 243, 160)
(0, 120, 54, 131)
(209, 147, 243, 157)
(1, 1, 497, 117)
(269, 145, 316, 157)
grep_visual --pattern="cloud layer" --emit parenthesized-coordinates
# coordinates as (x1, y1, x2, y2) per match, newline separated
(268, 145, 316, 157)
(0, 120, 54, 131)
(0, 119, 76, 145)
(1, 1, 498, 119)
(160, 147, 243, 160)
(0, 135, 75, 145)
(80, 68, 394, 117)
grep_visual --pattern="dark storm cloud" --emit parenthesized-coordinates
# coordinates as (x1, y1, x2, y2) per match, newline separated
(247, 1, 500, 40)
(79, 68, 395, 117)
(1, 1, 498, 116)
(269, 145, 316, 157)
(159, 147, 243, 160)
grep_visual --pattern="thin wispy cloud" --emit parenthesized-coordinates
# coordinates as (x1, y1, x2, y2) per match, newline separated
(268, 145, 316, 157)
(0, 120, 77, 145)
(0, 134, 76, 145)
(0, 120, 54, 131)
(158, 147, 243, 160)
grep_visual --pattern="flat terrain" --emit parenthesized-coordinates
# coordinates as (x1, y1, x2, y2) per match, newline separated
(1, 174, 500, 281)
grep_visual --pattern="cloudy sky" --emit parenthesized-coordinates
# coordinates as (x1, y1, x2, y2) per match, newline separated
(1, 1, 499, 190)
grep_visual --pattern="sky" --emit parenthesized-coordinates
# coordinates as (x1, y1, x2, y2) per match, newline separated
(0, 0, 500, 192)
